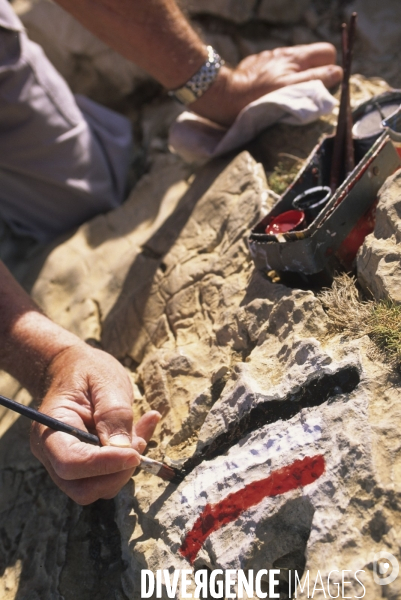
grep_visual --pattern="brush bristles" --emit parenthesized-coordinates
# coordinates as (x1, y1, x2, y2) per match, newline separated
(138, 455, 185, 484)
(158, 465, 185, 484)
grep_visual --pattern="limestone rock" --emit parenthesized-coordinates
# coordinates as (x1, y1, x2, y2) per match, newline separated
(238, 30, 293, 58)
(258, 0, 310, 25)
(182, 0, 257, 24)
(30, 153, 192, 345)
(141, 100, 185, 154)
(138, 345, 401, 600)
(291, 25, 320, 46)
(31, 152, 269, 443)
(351, 0, 401, 88)
(355, 0, 401, 58)
(115, 275, 401, 599)
(105, 152, 400, 599)
(357, 171, 401, 301)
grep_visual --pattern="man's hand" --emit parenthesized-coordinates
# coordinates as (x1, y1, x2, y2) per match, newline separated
(192, 43, 343, 126)
(0, 261, 160, 504)
(30, 343, 160, 505)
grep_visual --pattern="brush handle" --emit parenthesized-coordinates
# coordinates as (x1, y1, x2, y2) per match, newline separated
(0, 393, 182, 483)
(0, 394, 101, 446)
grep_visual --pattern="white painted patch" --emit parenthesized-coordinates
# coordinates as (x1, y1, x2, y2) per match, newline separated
(178, 415, 323, 510)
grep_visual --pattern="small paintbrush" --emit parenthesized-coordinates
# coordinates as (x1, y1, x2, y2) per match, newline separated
(0, 393, 184, 484)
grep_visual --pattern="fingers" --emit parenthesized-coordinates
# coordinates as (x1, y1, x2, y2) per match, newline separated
(92, 380, 160, 451)
(34, 411, 161, 480)
(46, 344, 137, 450)
(284, 42, 338, 70)
(42, 456, 136, 505)
(81, 348, 139, 448)
(239, 42, 341, 88)
(31, 425, 141, 480)
(285, 64, 343, 89)
(31, 409, 160, 504)
(134, 411, 161, 442)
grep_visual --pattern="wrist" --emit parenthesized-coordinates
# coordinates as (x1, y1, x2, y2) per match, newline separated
(165, 45, 209, 92)
(188, 66, 243, 127)
(168, 46, 225, 105)
(4, 310, 83, 397)
(0, 261, 82, 395)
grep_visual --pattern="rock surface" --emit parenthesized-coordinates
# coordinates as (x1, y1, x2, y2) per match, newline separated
(182, 0, 257, 24)
(183, 0, 311, 25)
(258, 0, 310, 25)
(353, 0, 401, 87)
(358, 171, 401, 302)
(111, 141, 400, 597)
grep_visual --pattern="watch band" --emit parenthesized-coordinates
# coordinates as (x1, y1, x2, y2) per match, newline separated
(168, 46, 225, 105)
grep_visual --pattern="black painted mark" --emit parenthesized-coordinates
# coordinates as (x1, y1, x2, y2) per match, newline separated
(210, 374, 229, 406)
(182, 366, 360, 474)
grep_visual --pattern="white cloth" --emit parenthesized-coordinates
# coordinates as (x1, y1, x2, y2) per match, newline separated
(168, 81, 338, 164)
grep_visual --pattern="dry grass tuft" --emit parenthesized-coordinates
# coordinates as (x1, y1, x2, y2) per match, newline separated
(267, 154, 303, 195)
(319, 273, 401, 367)
(319, 273, 372, 338)
(369, 302, 401, 362)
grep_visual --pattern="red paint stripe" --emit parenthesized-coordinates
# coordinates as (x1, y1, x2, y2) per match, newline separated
(179, 454, 325, 564)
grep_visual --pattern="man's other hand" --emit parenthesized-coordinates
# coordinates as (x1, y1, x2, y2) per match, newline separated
(192, 43, 343, 126)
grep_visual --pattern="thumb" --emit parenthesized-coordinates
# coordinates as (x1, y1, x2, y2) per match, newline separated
(93, 389, 139, 449)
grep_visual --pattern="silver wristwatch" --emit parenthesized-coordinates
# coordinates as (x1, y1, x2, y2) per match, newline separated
(169, 46, 225, 105)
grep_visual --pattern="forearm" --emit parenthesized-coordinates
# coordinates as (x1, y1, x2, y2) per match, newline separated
(0, 262, 80, 396)
(52, 0, 240, 123)
(53, 0, 207, 89)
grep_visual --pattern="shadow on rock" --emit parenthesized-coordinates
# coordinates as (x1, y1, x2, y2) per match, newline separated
(100, 156, 234, 359)
(0, 415, 129, 600)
